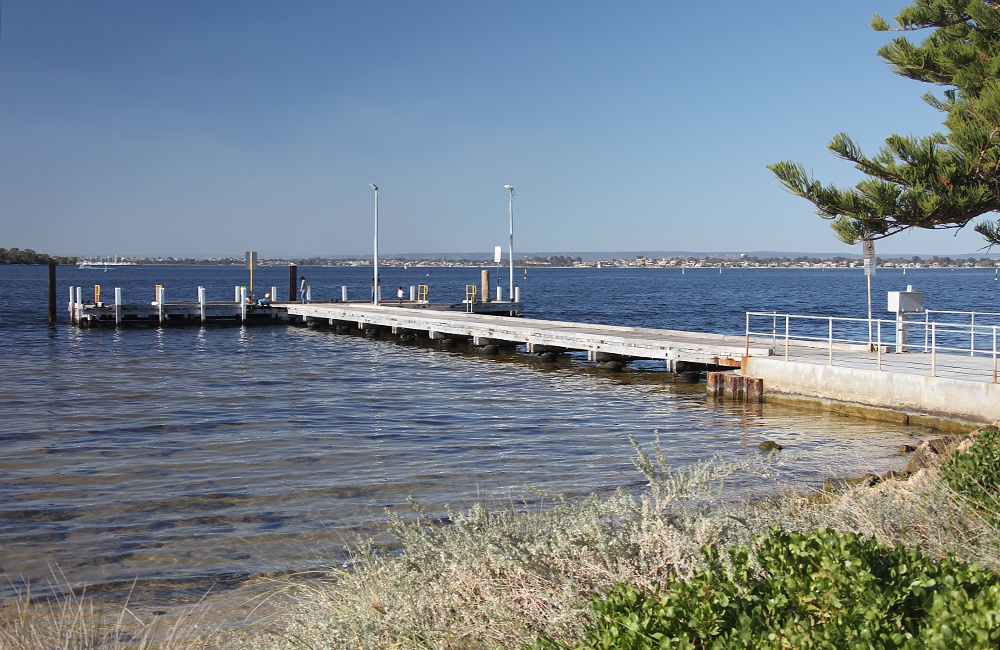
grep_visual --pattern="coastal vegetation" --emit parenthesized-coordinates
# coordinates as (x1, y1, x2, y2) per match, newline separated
(0, 247, 74, 265)
(218, 429, 1000, 649)
(770, 0, 1000, 247)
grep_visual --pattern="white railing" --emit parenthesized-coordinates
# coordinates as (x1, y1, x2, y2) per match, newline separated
(923, 309, 1000, 358)
(746, 311, 999, 383)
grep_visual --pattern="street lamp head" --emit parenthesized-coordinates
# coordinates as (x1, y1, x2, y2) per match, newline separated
(504, 185, 513, 190)
(370, 183, 378, 191)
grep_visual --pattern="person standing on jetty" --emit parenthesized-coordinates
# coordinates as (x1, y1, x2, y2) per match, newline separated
(397, 286, 404, 304)
(299, 276, 308, 304)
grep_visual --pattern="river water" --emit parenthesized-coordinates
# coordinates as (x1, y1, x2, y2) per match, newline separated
(0, 264, 995, 609)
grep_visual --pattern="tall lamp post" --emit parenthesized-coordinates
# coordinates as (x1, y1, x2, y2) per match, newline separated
(504, 184, 514, 301)
(370, 183, 380, 305)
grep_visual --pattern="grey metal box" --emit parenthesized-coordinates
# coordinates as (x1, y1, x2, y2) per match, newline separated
(887, 289, 923, 314)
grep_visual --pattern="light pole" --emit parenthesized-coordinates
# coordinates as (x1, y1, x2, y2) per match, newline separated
(370, 183, 379, 305)
(504, 184, 514, 301)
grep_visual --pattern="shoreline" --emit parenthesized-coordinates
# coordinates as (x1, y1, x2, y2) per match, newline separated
(5, 427, 969, 646)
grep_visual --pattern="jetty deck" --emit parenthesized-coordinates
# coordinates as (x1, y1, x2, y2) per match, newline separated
(284, 302, 770, 368)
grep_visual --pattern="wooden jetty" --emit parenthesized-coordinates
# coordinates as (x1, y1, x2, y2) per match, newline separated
(67, 283, 766, 370)
(285, 302, 769, 371)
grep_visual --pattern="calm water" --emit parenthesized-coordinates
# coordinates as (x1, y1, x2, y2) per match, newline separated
(0, 264, 995, 608)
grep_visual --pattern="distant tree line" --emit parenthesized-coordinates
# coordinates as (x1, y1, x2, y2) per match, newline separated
(0, 247, 75, 265)
(523, 255, 583, 267)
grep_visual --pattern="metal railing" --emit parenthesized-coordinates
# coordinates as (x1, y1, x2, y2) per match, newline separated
(923, 309, 1000, 357)
(746, 311, 999, 383)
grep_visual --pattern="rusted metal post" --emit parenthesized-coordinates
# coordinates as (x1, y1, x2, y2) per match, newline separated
(706, 371, 725, 396)
(724, 373, 745, 400)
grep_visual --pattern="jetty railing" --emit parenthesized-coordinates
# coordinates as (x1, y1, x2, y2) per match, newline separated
(746, 311, 999, 383)
(923, 309, 1000, 358)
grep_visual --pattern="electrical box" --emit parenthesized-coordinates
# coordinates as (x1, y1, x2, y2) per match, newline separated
(887, 286, 923, 314)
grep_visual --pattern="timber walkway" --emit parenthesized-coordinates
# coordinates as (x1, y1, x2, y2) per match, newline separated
(285, 302, 771, 370)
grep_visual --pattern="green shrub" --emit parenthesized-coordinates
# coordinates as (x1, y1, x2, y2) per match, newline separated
(941, 427, 1000, 516)
(534, 528, 1000, 649)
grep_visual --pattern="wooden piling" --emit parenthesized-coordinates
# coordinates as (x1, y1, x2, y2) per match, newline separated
(47, 262, 57, 323)
(289, 264, 298, 302)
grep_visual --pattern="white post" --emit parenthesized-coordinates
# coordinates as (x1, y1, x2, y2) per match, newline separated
(785, 315, 790, 361)
(744, 312, 751, 359)
(924, 310, 930, 352)
(342, 285, 348, 302)
(157, 286, 165, 323)
(828, 317, 834, 366)
(69, 286, 76, 322)
(877, 320, 883, 371)
(198, 286, 206, 323)
(235, 286, 241, 303)
(271, 286, 277, 304)
(240, 286, 247, 321)
(931, 323, 937, 376)
(971, 312, 976, 356)
(505, 185, 515, 301)
(514, 286, 520, 303)
(993, 326, 997, 383)
(409, 285, 415, 301)
(497, 285, 503, 301)
(867, 272, 873, 350)
(371, 183, 380, 305)
(114, 287, 122, 325)
(75, 287, 82, 324)
(896, 313, 908, 353)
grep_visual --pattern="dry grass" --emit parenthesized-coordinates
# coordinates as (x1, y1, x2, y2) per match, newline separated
(220, 432, 1000, 650)
(0, 576, 217, 650)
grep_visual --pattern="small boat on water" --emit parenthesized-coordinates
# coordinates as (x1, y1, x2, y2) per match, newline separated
(79, 256, 138, 270)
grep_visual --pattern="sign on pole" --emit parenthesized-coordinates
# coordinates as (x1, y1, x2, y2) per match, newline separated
(494, 245, 502, 264)
(862, 238, 875, 350)
(862, 239, 875, 276)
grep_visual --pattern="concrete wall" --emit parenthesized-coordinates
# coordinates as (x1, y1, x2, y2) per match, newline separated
(744, 356, 999, 425)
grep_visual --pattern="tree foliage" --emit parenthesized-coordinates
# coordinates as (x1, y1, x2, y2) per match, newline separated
(769, 0, 1000, 247)
(0, 247, 75, 265)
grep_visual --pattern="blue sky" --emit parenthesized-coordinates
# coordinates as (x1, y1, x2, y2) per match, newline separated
(1, 1, 994, 258)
